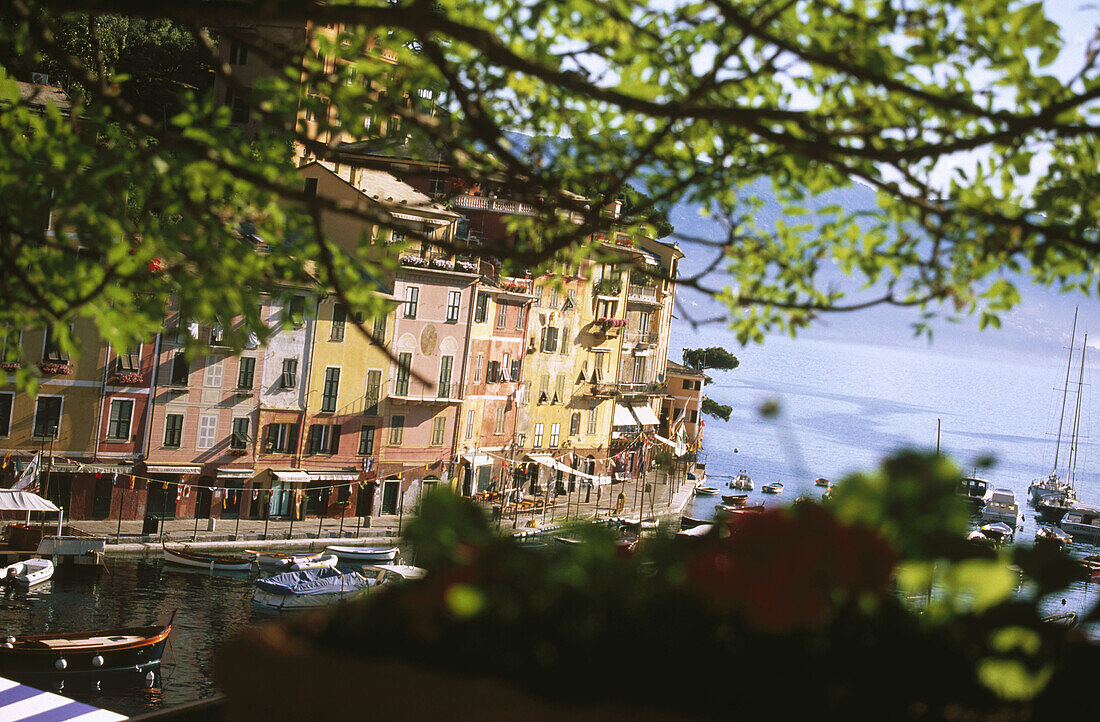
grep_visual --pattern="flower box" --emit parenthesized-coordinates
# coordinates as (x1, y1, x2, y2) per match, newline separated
(37, 361, 72, 375)
(399, 254, 428, 268)
(455, 259, 479, 273)
(429, 257, 455, 271)
(0, 362, 20, 372)
(229, 448, 249, 456)
(109, 372, 145, 386)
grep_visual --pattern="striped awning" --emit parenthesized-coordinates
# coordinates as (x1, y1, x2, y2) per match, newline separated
(0, 676, 126, 721)
(145, 465, 202, 475)
(77, 464, 133, 475)
(308, 471, 361, 482)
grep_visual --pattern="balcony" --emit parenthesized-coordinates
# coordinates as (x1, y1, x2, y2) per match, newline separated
(593, 318, 626, 336)
(452, 194, 537, 216)
(399, 253, 479, 275)
(623, 330, 661, 348)
(617, 381, 666, 397)
(389, 380, 463, 403)
(234, 386, 256, 398)
(626, 284, 660, 305)
(593, 279, 622, 298)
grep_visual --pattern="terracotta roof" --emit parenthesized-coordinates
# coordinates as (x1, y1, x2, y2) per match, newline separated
(16, 81, 71, 113)
(666, 359, 705, 377)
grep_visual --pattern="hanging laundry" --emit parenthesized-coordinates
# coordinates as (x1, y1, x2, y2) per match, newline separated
(176, 484, 183, 503)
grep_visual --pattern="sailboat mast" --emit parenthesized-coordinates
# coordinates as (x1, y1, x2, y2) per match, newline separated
(1053, 308, 1079, 474)
(1068, 334, 1087, 489)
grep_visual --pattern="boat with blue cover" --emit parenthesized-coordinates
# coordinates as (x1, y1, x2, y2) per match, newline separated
(252, 568, 373, 612)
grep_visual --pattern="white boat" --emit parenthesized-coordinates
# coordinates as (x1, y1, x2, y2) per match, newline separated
(252, 568, 373, 612)
(357, 564, 426, 585)
(762, 482, 784, 495)
(1035, 526, 1072, 547)
(694, 486, 719, 496)
(729, 471, 753, 490)
(979, 488, 1020, 528)
(1030, 315, 1087, 506)
(968, 522, 1014, 547)
(676, 524, 713, 539)
(289, 553, 338, 571)
(163, 545, 254, 572)
(246, 549, 333, 570)
(1060, 506, 1100, 542)
(324, 545, 399, 563)
(2, 558, 54, 587)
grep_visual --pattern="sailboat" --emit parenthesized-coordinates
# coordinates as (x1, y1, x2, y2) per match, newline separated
(1028, 311, 1082, 507)
(1036, 334, 1088, 523)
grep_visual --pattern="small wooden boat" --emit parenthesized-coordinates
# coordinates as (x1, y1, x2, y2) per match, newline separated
(815, 477, 830, 488)
(694, 486, 719, 496)
(1080, 555, 1100, 578)
(680, 515, 710, 530)
(163, 544, 253, 572)
(252, 568, 372, 612)
(762, 482, 784, 494)
(2, 558, 54, 587)
(324, 545, 399, 563)
(620, 517, 659, 533)
(246, 549, 330, 569)
(554, 536, 584, 546)
(717, 503, 765, 515)
(0, 614, 173, 677)
(676, 524, 713, 539)
(721, 494, 748, 506)
(288, 553, 338, 571)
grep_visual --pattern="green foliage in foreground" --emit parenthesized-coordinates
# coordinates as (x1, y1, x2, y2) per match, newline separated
(700, 396, 731, 421)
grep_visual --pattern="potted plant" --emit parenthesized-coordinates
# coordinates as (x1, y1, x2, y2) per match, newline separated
(37, 361, 72, 375)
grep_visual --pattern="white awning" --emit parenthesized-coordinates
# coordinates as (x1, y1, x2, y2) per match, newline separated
(613, 403, 637, 427)
(0, 490, 60, 512)
(308, 471, 361, 481)
(271, 470, 311, 484)
(526, 454, 601, 481)
(78, 464, 133, 474)
(217, 468, 255, 479)
(145, 465, 202, 475)
(460, 453, 494, 468)
(631, 404, 660, 426)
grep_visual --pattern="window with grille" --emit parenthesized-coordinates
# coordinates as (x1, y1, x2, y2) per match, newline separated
(390, 415, 405, 445)
(358, 425, 376, 455)
(395, 353, 412, 395)
(446, 291, 461, 323)
(365, 370, 382, 414)
(106, 399, 133, 440)
(237, 357, 256, 389)
(404, 287, 419, 319)
(321, 368, 340, 412)
(281, 358, 297, 389)
(438, 356, 453, 397)
(330, 303, 347, 341)
(266, 422, 299, 453)
(474, 293, 489, 323)
(230, 418, 250, 449)
(163, 414, 183, 448)
(196, 414, 217, 450)
(431, 416, 446, 446)
(117, 345, 141, 372)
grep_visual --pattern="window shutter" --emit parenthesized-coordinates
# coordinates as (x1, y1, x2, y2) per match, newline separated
(289, 423, 299, 452)
(330, 426, 340, 455)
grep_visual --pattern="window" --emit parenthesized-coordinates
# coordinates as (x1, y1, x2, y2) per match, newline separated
(163, 414, 183, 448)
(430, 174, 447, 195)
(106, 399, 133, 441)
(304, 177, 318, 197)
(446, 291, 461, 323)
(632, 357, 647, 384)
(365, 370, 382, 414)
(395, 353, 412, 396)
(309, 423, 340, 454)
(32, 396, 61, 438)
(689, 410, 698, 423)
(502, 353, 511, 381)
(533, 422, 544, 448)
(266, 422, 299, 454)
(682, 379, 692, 389)
(536, 287, 544, 307)
(330, 303, 347, 341)
(209, 324, 224, 346)
(281, 358, 297, 389)
(203, 359, 223, 388)
(117, 345, 140, 372)
(510, 358, 521, 383)
(42, 326, 70, 363)
(390, 415, 405, 445)
(0, 392, 12, 436)
(570, 412, 581, 436)
(230, 418, 250, 450)
(516, 303, 526, 330)
(228, 40, 248, 65)
(473, 353, 483, 383)
(288, 296, 306, 328)
(588, 404, 599, 435)
(237, 357, 256, 389)
(540, 326, 558, 353)
(549, 289, 559, 309)
(474, 293, 489, 323)
(431, 415, 446, 446)
(438, 356, 454, 397)
(549, 423, 560, 448)
(366, 316, 385, 347)
(496, 301, 507, 328)
(224, 87, 250, 124)
(555, 374, 565, 403)
(486, 360, 500, 384)
(465, 410, 475, 440)
(540, 373, 549, 396)
(196, 414, 217, 450)
(494, 407, 505, 434)
(560, 326, 570, 354)
(596, 299, 615, 319)
(639, 312, 651, 335)
(359, 424, 376, 455)
(321, 368, 340, 412)
(403, 287, 419, 319)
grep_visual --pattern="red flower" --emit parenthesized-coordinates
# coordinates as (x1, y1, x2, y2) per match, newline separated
(148, 258, 163, 273)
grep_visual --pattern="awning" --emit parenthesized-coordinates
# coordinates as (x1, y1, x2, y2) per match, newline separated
(308, 471, 361, 482)
(526, 454, 601, 481)
(217, 467, 254, 479)
(631, 404, 660, 426)
(78, 464, 133, 474)
(613, 403, 637, 427)
(271, 470, 311, 484)
(460, 453, 493, 468)
(145, 465, 203, 475)
(0, 490, 60, 513)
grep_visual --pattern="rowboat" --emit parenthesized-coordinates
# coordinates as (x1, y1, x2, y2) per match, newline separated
(694, 486, 719, 496)
(762, 482, 784, 494)
(2, 558, 54, 587)
(358, 564, 426, 585)
(0, 614, 173, 677)
(815, 477, 830, 488)
(676, 524, 713, 539)
(721, 494, 748, 506)
(163, 544, 254, 572)
(324, 545, 399, 563)
(288, 553, 338, 571)
(252, 568, 373, 612)
(246, 549, 329, 569)
(680, 515, 710, 530)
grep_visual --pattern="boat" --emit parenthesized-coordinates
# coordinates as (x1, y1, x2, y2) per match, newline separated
(979, 489, 1020, 528)
(694, 486, 719, 496)
(721, 494, 748, 506)
(251, 568, 373, 612)
(957, 477, 991, 509)
(1080, 555, 1100, 579)
(324, 545, 400, 563)
(761, 482, 784, 495)
(676, 524, 713, 539)
(246, 549, 333, 570)
(1041, 611, 1078, 628)
(358, 564, 426, 586)
(554, 537, 584, 546)
(620, 517, 660, 533)
(716, 503, 765, 515)
(967, 522, 1014, 547)
(680, 515, 710, 530)
(1060, 505, 1100, 543)
(1035, 526, 1072, 548)
(1035, 493, 1076, 525)
(288, 553, 338, 571)
(0, 614, 173, 677)
(729, 471, 753, 490)
(2, 558, 54, 587)
(163, 544, 254, 572)
(1029, 313, 1085, 506)
(814, 477, 830, 488)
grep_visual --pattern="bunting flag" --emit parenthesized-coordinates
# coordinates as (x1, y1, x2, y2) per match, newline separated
(111, 471, 119, 487)
(176, 484, 184, 503)
(252, 489, 259, 501)
(12, 452, 41, 493)
(2, 452, 9, 469)
(128, 476, 135, 490)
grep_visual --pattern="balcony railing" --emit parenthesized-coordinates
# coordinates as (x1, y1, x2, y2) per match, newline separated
(617, 381, 665, 397)
(390, 380, 464, 402)
(626, 284, 659, 304)
(623, 330, 661, 347)
(452, 194, 537, 216)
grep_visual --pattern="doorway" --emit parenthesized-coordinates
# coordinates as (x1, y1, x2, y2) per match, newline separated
(381, 479, 400, 515)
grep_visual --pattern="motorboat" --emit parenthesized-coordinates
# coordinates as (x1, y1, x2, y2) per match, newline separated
(979, 488, 1020, 528)
(1060, 506, 1100, 543)
(957, 477, 991, 508)
(247, 549, 333, 570)
(729, 471, 753, 490)
(761, 482, 784, 495)
(163, 544, 254, 572)
(1034, 526, 1072, 549)
(0, 615, 173, 677)
(252, 568, 373, 612)
(1035, 493, 1076, 525)
(720, 494, 748, 506)
(694, 486, 719, 496)
(324, 545, 399, 563)
(288, 553, 338, 571)
(2, 558, 54, 588)
(967, 522, 1014, 547)
(814, 477, 830, 488)
(358, 565, 426, 586)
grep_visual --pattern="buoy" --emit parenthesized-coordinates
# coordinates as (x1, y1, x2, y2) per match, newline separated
(54, 658, 67, 671)
(91, 655, 104, 668)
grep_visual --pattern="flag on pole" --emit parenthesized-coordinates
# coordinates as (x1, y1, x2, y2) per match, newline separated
(12, 452, 41, 493)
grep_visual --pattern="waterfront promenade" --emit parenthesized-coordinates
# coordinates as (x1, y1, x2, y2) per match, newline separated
(70, 467, 697, 555)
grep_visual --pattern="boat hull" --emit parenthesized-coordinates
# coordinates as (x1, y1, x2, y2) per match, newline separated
(324, 546, 399, 563)
(164, 547, 253, 572)
(0, 623, 171, 677)
(251, 587, 370, 612)
(4, 559, 54, 587)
